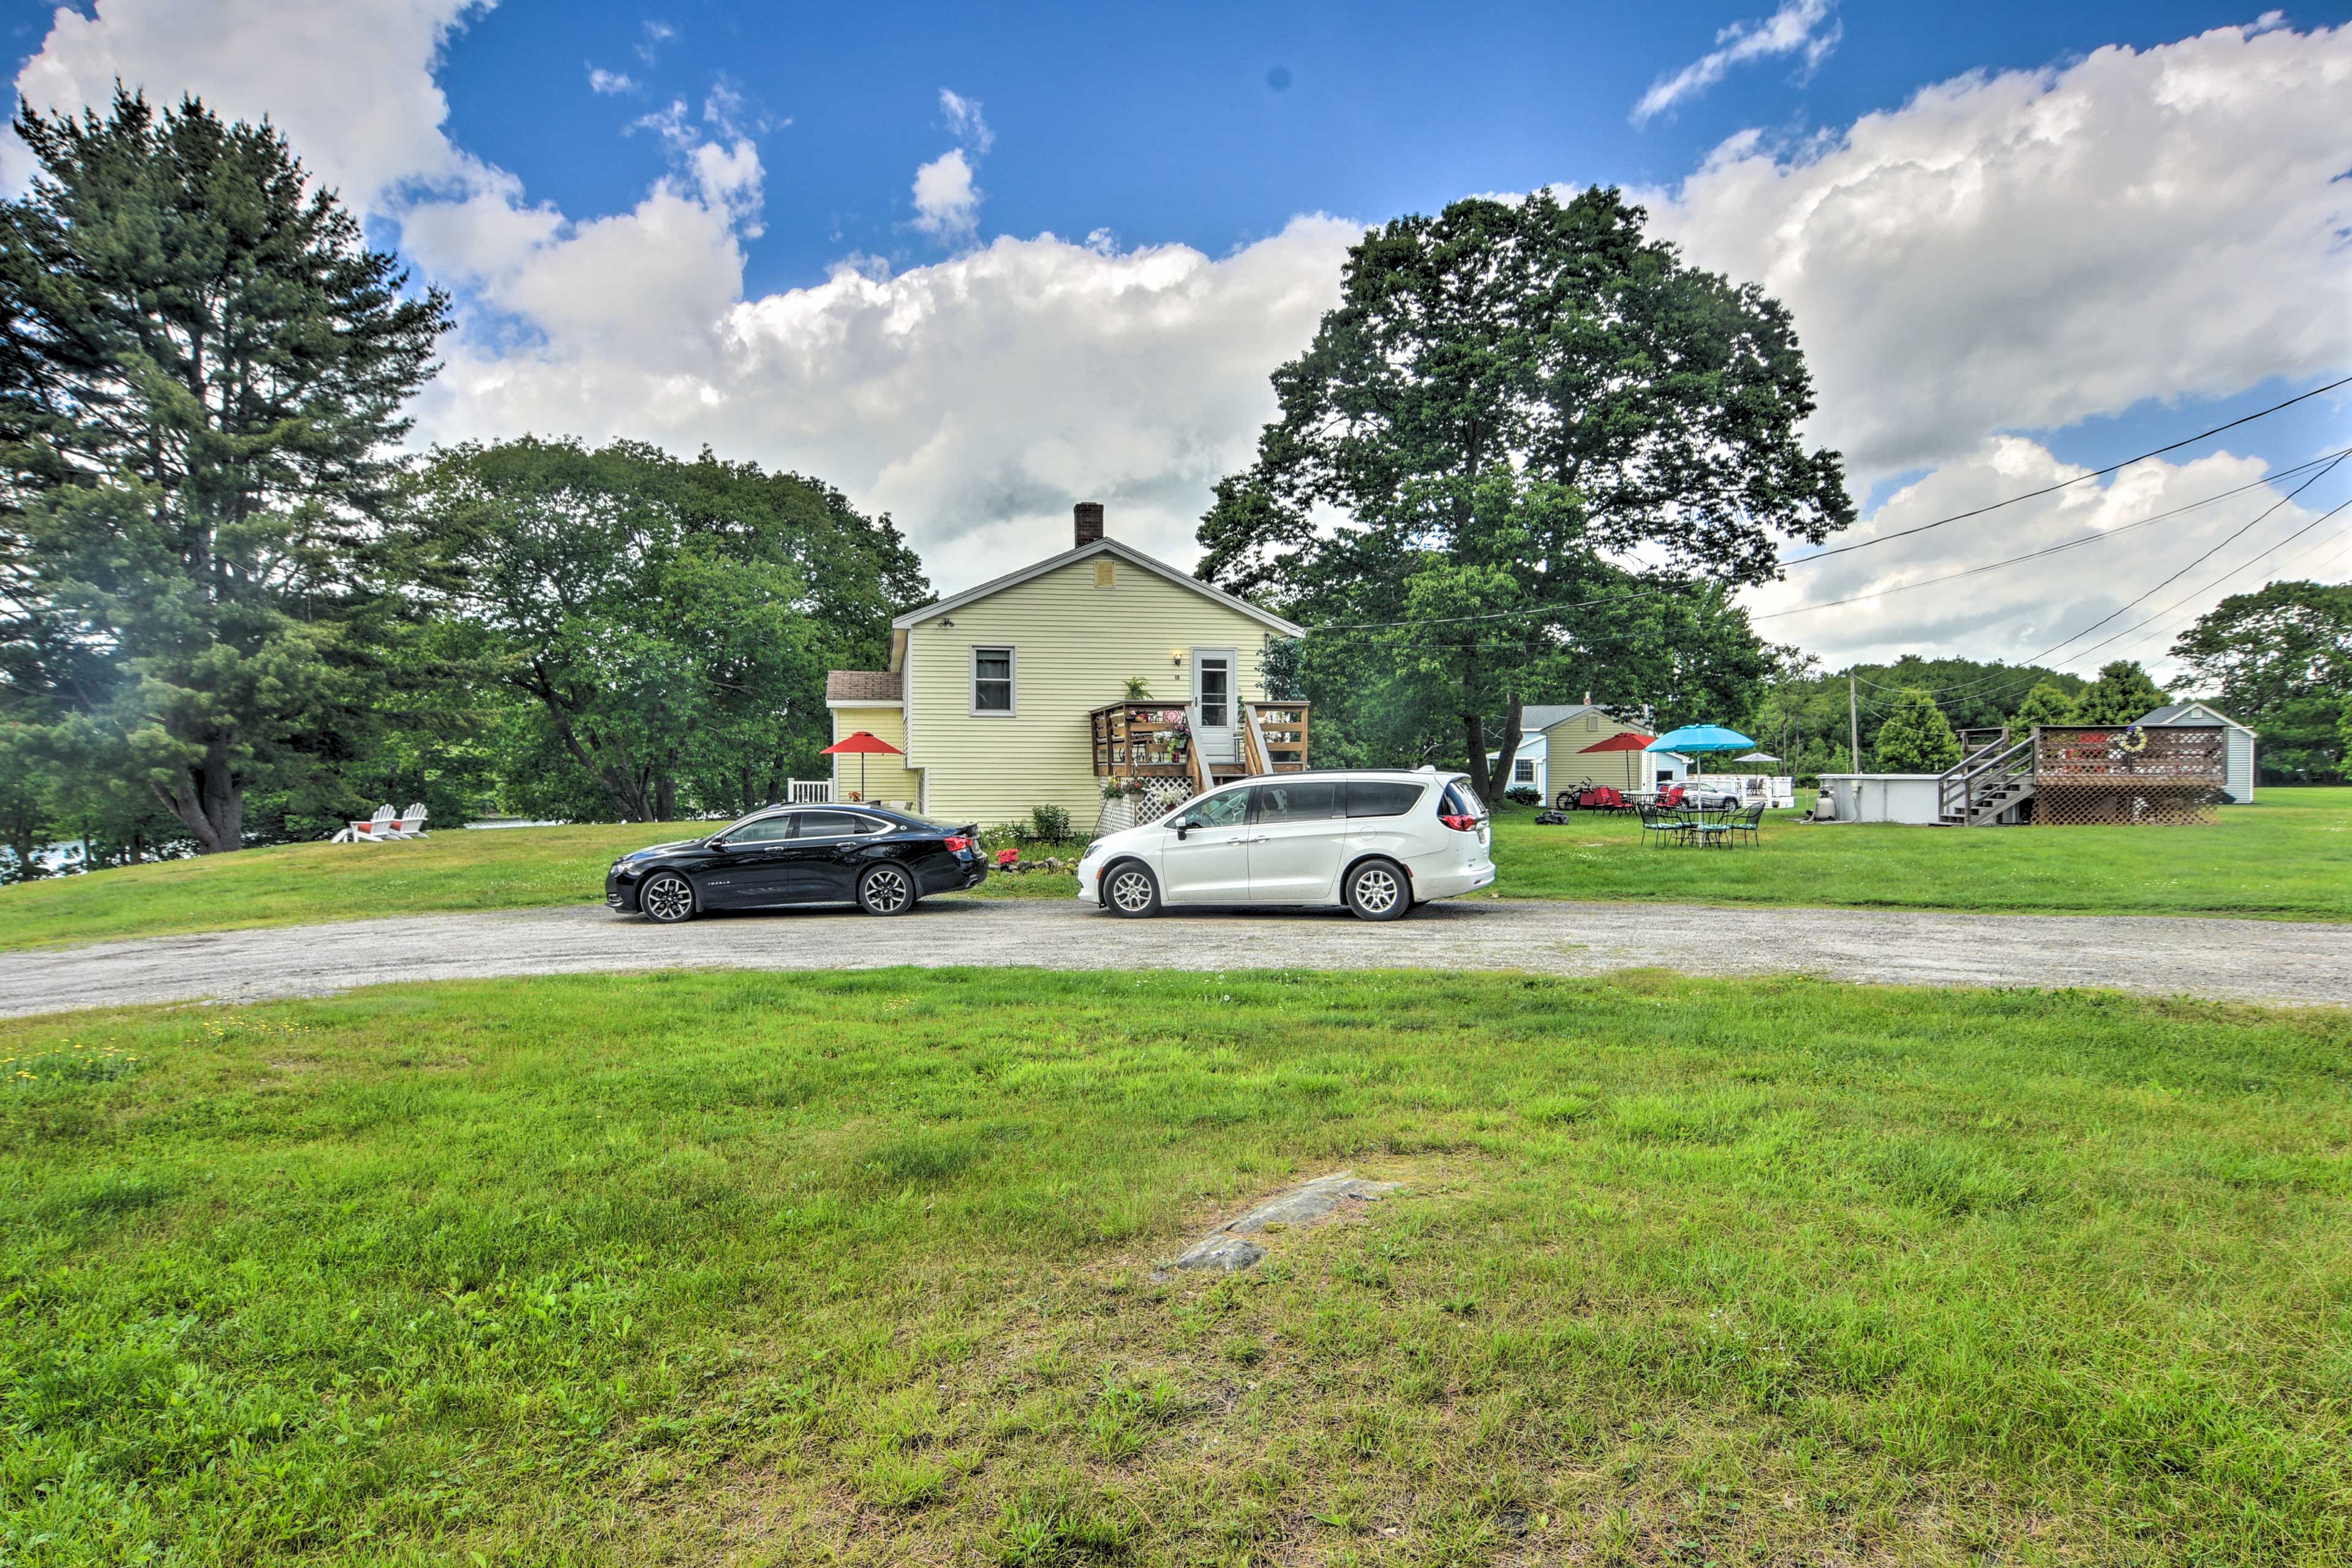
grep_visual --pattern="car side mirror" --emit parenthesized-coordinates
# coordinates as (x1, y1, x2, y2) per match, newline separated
(1170, 818, 1191, 840)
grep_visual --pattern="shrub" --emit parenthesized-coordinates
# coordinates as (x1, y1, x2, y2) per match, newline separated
(1505, 786, 1540, 806)
(1028, 803, 1072, 842)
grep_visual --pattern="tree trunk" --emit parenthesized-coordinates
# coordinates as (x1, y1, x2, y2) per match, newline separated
(160, 745, 244, 854)
(1466, 694, 1523, 805)
(654, 775, 677, 822)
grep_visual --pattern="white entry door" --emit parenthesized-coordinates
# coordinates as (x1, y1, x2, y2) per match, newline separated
(1191, 648, 1238, 765)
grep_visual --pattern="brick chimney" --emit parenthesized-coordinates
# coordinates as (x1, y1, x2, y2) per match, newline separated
(1073, 501, 1105, 548)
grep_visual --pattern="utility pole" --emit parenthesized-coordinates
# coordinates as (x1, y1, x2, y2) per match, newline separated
(1849, 675, 1861, 772)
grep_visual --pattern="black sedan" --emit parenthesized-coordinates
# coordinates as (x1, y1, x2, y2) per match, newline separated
(606, 805, 985, 922)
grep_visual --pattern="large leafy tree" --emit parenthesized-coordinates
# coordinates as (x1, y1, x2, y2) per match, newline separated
(1198, 187, 1852, 799)
(2010, 680, 2079, 729)
(2171, 579, 2352, 783)
(410, 438, 927, 823)
(2072, 660, 2169, 727)
(1871, 688, 1961, 773)
(0, 90, 447, 852)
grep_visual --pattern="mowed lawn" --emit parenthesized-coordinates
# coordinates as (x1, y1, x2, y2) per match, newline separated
(1, 789, 2348, 952)
(1492, 785, 2352, 919)
(0, 821, 1088, 952)
(5, 968, 2350, 1564)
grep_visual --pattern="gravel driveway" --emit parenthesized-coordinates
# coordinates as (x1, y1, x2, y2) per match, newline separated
(10, 897, 2351, 1016)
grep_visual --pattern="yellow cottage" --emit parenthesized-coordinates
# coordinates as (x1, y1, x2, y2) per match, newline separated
(826, 503, 1307, 829)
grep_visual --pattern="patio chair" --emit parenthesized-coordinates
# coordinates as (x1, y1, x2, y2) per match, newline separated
(337, 803, 398, 843)
(384, 802, 429, 840)
(1685, 808, 1733, 849)
(1637, 804, 1691, 847)
(1727, 802, 1765, 848)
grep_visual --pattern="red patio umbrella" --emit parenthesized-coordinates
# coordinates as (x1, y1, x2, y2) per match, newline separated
(1578, 731, 1651, 753)
(821, 729, 902, 801)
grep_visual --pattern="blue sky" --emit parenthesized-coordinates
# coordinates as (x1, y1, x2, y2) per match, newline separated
(6, 1, 2350, 672)
(399, 0, 2300, 295)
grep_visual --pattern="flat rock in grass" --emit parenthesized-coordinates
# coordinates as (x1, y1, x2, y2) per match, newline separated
(1158, 1170, 1403, 1276)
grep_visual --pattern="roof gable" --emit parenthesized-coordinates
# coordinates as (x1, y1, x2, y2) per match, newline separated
(891, 537, 1303, 637)
(1521, 703, 1652, 736)
(2140, 701, 2254, 733)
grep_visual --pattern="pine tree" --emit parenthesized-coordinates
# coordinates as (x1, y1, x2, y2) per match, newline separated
(0, 91, 448, 851)
(2072, 660, 2168, 727)
(1872, 688, 1962, 773)
(2011, 680, 2079, 728)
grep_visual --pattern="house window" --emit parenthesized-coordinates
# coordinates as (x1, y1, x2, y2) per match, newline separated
(971, 647, 1016, 715)
(1513, 758, 1536, 784)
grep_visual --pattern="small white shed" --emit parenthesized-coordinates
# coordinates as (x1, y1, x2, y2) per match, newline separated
(2138, 703, 2257, 803)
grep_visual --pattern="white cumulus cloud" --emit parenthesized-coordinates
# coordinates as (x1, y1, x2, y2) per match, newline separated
(587, 66, 636, 95)
(1639, 19, 2352, 480)
(8, 0, 2347, 650)
(1632, 0, 1840, 126)
(910, 147, 981, 242)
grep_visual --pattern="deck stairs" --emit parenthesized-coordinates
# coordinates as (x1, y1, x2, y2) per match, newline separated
(1938, 733, 2037, 826)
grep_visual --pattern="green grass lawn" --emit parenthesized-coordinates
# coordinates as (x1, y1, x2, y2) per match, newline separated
(5, 968, 2348, 1564)
(0, 822, 1088, 951)
(1489, 785, 2352, 921)
(2, 789, 2347, 952)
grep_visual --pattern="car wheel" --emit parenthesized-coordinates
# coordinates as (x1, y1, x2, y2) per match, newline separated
(641, 872, 696, 924)
(1102, 861, 1161, 918)
(857, 862, 917, 916)
(1344, 859, 1410, 921)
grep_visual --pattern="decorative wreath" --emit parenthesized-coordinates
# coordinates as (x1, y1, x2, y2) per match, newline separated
(2115, 725, 2149, 755)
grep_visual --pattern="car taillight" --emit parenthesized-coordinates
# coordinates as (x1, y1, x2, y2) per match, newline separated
(1440, 813, 1481, 832)
(944, 835, 973, 853)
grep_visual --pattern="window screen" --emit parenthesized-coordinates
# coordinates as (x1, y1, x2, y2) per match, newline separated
(1344, 779, 1425, 818)
(972, 648, 1014, 713)
(1252, 780, 1339, 823)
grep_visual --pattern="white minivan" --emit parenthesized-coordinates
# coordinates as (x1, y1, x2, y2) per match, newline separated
(1076, 769, 1494, 921)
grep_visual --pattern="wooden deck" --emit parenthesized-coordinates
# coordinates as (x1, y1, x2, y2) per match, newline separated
(1938, 723, 2229, 826)
(1090, 701, 1311, 804)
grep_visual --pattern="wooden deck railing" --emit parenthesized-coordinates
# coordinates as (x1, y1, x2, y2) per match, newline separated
(1248, 703, 1308, 772)
(2033, 723, 2224, 783)
(1091, 700, 1311, 782)
(1090, 703, 1196, 780)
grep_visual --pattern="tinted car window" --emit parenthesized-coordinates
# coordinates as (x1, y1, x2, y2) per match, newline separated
(1439, 781, 1487, 818)
(796, 810, 888, 838)
(1187, 790, 1251, 829)
(1344, 779, 1425, 818)
(720, 814, 797, 845)
(1254, 780, 1340, 822)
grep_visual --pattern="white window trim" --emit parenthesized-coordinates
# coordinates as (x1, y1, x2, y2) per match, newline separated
(971, 644, 1017, 717)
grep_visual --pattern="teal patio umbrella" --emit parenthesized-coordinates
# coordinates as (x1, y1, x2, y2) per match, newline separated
(1645, 725, 1755, 777)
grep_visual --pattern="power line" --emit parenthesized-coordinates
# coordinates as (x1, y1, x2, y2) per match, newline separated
(1879, 457, 2348, 703)
(2041, 496, 2352, 673)
(1298, 379, 2352, 636)
(1775, 375, 2352, 570)
(1746, 448, 2352, 624)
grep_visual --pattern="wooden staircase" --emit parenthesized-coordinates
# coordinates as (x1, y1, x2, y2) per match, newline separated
(1938, 730, 2037, 826)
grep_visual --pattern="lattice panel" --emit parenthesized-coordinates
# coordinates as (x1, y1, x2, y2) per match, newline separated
(1133, 778, 1193, 823)
(2032, 785, 2221, 827)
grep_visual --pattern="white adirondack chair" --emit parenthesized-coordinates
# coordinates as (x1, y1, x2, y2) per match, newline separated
(384, 802, 430, 840)
(334, 804, 398, 843)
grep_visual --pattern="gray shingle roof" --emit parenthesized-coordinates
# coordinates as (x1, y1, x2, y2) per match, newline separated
(826, 669, 901, 702)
